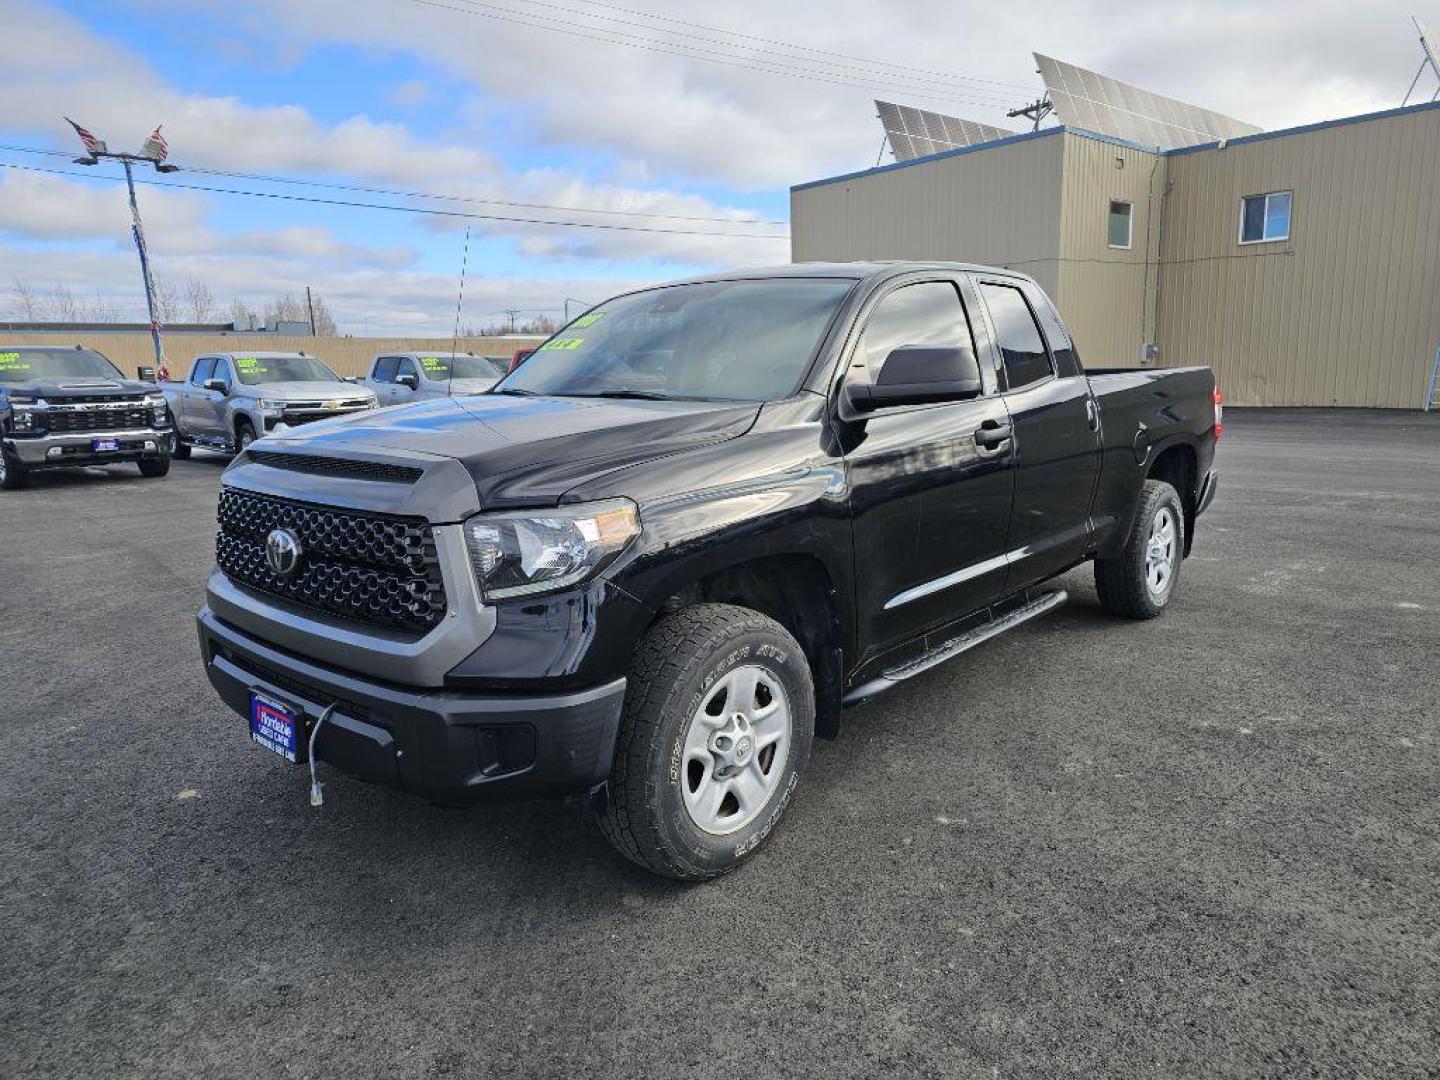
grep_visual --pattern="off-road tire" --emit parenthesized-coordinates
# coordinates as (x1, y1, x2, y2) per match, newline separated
(598, 603, 815, 880)
(1095, 478, 1185, 619)
(0, 450, 28, 490)
(138, 455, 171, 478)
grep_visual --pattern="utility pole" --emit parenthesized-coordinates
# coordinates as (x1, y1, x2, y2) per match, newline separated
(504, 308, 521, 334)
(1006, 98, 1054, 131)
(65, 118, 179, 378)
(305, 286, 317, 336)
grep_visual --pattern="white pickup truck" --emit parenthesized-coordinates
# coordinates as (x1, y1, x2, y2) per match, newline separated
(362, 352, 509, 405)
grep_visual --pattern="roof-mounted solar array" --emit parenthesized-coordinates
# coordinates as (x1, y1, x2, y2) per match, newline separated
(876, 100, 1017, 161)
(1033, 53, 1262, 149)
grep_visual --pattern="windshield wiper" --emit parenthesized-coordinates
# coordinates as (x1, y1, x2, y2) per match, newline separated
(584, 389, 675, 401)
(492, 387, 537, 396)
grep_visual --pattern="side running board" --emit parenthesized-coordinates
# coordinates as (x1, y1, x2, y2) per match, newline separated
(842, 590, 1068, 707)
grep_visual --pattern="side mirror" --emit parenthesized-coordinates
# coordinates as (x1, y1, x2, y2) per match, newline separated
(396, 373, 419, 390)
(845, 344, 982, 413)
(204, 378, 228, 394)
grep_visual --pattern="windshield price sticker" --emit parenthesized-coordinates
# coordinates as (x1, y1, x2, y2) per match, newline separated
(541, 338, 584, 351)
(570, 313, 604, 329)
(0, 352, 27, 371)
(420, 357, 450, 371)
(235, 357, 270, 376)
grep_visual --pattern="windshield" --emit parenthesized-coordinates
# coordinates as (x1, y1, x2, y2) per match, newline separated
(417, 354, 508, 380)
(0, 347, 123, 385)
(494, 278, 854, 402)
(233, 355, 341, 385)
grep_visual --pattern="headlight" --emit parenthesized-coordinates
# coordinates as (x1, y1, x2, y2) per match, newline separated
(258, 398, 286, 410)
(11, 406, 35, 432)
(463, 499, 640, 600)
(146, 394, 168, 420)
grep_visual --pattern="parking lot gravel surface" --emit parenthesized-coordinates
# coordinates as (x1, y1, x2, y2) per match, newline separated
(2, 409, 1438, 1079)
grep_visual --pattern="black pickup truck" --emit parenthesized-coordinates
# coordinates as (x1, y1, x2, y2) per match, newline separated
(1, 345, 173, 489)
(197, 262, 1219, 879)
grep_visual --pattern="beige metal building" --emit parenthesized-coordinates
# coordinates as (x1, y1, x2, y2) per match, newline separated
(791, 100, 1440, 408)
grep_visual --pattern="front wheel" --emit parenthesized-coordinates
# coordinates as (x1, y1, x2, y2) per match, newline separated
(236, 420, 257, 451)
(1095, 478, 1185, 619)
(170, 431, 191, 459)
(0, 450, 28, 490)
(138, 455, 171, 478)
(599, 604, 815, 880)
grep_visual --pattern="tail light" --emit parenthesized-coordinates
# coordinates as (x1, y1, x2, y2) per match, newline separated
(1212, 386, 1224, 440)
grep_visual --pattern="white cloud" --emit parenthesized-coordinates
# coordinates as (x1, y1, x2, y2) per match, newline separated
(387, 79, 432, 107)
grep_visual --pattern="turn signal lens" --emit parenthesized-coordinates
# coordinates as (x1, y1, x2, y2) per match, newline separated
(1213, 386, 1224, 440)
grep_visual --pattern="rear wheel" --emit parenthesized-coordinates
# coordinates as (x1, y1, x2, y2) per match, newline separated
(0, 450, 28, 490)
(599, 603, 815, 880)
(138, 455, 171, 478)
(1095, 478, 1184, 619)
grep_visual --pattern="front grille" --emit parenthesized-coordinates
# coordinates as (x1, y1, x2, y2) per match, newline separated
(216, 488, 447, 633)
(50, 393, 142, 404)
(246, 450, 422, 484)
(47, 405, 152, 433)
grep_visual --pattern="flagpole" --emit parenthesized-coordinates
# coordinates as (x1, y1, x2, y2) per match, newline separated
(123, 158, 165, 376)
(64, 118, 178, 380)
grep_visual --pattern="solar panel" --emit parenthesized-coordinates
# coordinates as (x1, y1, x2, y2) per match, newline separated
(1416, 16, 1440, 78)
(875, 99, 1017, 161)
(1034, 53, 1262, 150)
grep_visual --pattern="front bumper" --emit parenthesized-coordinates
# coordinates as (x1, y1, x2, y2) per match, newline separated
(3, 428, 169, 466)
(198, 605, 627, 805)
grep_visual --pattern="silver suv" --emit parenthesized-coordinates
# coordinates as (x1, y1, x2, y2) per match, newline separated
(163, 352, 377, 455)
(363, 351, 508, 404)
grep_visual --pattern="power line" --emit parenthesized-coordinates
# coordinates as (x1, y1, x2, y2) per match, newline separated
(491, 0, 1031, 97)
(0, 161, 791, 239)
(406, 0, 1019, 109)
(0, 142, 787, 226)
(560, 0, 1034, 92)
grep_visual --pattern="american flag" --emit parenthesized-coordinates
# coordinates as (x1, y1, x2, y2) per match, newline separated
(65, 117, 106, 155)
(140, 125, 168, 163)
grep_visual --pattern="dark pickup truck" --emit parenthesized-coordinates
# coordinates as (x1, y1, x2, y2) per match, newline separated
(197, 262, 1219, 879)
(1, 345, 172, 489)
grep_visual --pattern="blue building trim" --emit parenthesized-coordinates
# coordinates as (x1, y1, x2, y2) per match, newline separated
(792, 100, 1440, 192)
(790, 126, 1063, 193)
(1164, 98, 1440, 156)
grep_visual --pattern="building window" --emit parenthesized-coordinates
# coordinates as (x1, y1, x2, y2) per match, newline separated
(1108, 200, 1133, 249)
(1240, 191, 1291, 244)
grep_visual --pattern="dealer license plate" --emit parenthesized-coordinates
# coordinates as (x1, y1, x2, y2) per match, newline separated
(249, 691, 303, 763)
(92, 438, 120, 452)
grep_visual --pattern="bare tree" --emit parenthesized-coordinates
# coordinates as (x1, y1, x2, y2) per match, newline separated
(183, 276, 216, 323)
(85, 291, 121, 323)
(229, 298, 258, 328)
(151, 279, 181, 324)
(48, 282, 82, 322)
(264, 293, 307, 326)
(309, 293, 338, 336)
(9, 279, 40, 321)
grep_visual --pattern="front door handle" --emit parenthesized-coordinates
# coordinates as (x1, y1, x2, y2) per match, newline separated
(1085, 397, 1100, 431)
(974, 421, 1013, 457)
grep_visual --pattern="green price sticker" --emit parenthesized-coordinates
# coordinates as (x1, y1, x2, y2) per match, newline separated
(420, 357, 449, 371)
(235, 357, 260, 369)
(540, 338, 585, 351)
(570, 313, 604, 329)
(0, 352, 27, 372)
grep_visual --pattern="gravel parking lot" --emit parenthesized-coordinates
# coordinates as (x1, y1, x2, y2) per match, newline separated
(3, 409, 1437, 1080)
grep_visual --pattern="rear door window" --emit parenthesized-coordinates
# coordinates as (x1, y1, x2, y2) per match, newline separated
(979, 283, 1053, 390)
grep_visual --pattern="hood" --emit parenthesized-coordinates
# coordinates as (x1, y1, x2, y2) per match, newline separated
(263, 393, 759, 508)
(240, 381, 371, 401)
(3, 377, 152, 400)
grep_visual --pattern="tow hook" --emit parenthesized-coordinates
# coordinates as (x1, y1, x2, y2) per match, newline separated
(309, 704, 337, 807)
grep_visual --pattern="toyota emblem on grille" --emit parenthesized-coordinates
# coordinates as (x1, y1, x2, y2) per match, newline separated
(265, 528, 303, 576)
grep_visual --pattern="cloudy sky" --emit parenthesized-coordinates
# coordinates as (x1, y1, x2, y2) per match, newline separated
(0, 0, 1430, 333)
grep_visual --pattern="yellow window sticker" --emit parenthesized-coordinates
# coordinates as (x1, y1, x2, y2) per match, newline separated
(570, 313, 604, 329)
(420, 357, 450, 371)
(540, 338, 585, 351)
(0, 351, 24, 369)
